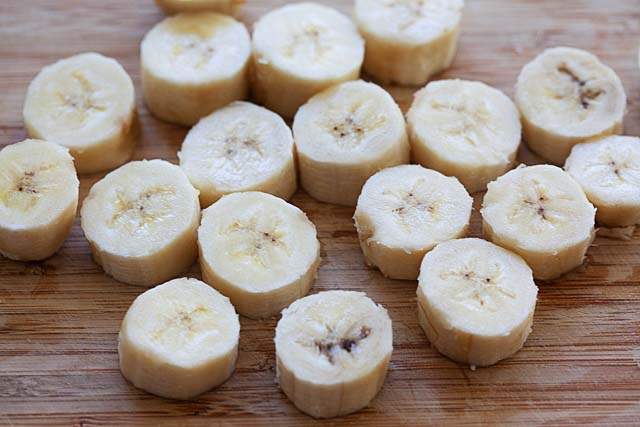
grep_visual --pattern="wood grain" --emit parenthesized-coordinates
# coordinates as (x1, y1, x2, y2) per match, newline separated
(1, 1, 640, 426)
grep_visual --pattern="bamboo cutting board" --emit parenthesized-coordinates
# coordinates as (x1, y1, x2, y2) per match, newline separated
(1, 1, 640, 426)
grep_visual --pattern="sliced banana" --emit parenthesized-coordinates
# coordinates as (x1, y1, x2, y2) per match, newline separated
(0, 139, 79, 261)
(275, 290, 392, 418)
(178, 101, 296, 208)
(565, 135, 640, 227)
(198, 191, 320, 319)
(23, 52, 137, 174)
(354, 0, 463, 86)
(354, 165, 472, 280)
(119, 277, 240, 400)
(251, 2, 365, 118)
(481, 164, 596, 280)
(515, 47, 626, 165)
(407, 79, 521, 193)
(154, 0, 245, 15)
(417, 238, 538, 367)
(293, 80, 410, 206)
(141, 12, 250, 126)
(81, 159, 200, 287)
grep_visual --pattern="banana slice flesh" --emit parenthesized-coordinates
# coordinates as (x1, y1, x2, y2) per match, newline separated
(565, 135, 640, 227)
(178, 101, 296, 208)
(251, 2, 364, 118)
(354, 0, 463, 86)
(417, 238, 538, 367)
(198, 191, 320, 319)
(407, 79, 521, 193)
(354, 164, 472, 280)
(154, 0, 245, 15)
(81, 159, 201, 287)
(481, 164, 596, 280)
(516, 47, 626, 165)
(118, 277, 240, 400)
(23, 52, 137, 174)
(0, 139, 79, 261)
(275, 290, 393, 418)
(293, 80, 410, 206)
(141, 12, 250, 126)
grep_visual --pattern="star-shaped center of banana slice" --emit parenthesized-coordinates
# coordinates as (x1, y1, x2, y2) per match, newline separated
(443, 261, 515, 312)
(172, 35, 215, 69)
(224, 215, 289, 268)
(556, 65, 604, 111)
(1, 163, 59, 209)
(110, 187, 176, 233)
(385, 0, 427, 31)
(150, 303, 211, 344)
(284, 22, 330, 59)
(55, 71, 109, 123)
(311, 325, 372, 364)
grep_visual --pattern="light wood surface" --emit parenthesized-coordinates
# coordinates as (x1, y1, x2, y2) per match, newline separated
(1, 1, 640, 425)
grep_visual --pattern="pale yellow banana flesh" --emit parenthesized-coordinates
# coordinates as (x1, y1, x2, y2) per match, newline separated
(275, 291, 392, 418)
(354, 164, 472, 280)
(118, 278, 240, 400)
(81, 159, 200, 287)
(141, 12, 250, 126)
(0, 139, 79, 261)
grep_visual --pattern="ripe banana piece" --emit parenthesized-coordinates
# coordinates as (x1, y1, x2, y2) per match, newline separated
(293, 80, 410, 206)
(354, 164, 472, 280)
(275, 290, 392, 418)
(198, 191, 320, 319)
(154, 0, 245, 15)
(417, 238, 538, 367)
(481, 164, 596, 280)
(565, 135, 640, 227)
(119, 277, 240, 400)
(0, 139, 79, 261)
(141, 13, 250, 126)
(23, 52, 137, 174)
(407, 79, 521, 193)
(251, 2, 365, 118)
(178, 101, 296, 208)
(81, 159, 200, 287)
(354, 0, 463, 86)
(515, 47, 626, 165)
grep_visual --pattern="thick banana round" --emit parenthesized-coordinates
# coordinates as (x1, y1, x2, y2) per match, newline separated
(23, 52, 137, 174)
(81, 159, 200, 287)
(0, 139, 79, 261)
(417, 238, 538, 367)
(354, 164, 472, 280)
(198, 191, 320, 319)
(354, 0, 463, 86)
(293, 80, 410, 206)
(481, 164, 596, 280)
(178, 101, 296, 208)
(251, 2, 364, 118)
(565, 135, 640, 227)
(515, 47, 626, 165)
(119, 277, 240, 400)
(141, 13, 250, 126)
(407, 79, 521, 193)
(154, 0, 245, 15)
(275, 290, 392, 418)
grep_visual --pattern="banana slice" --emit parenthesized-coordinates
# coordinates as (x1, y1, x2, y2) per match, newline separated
(407, 79, 521, 193)
(178, 101, 296, 208)
(354, 0, 463, 86)
(0, 139, 79, 261)
(354, 164, 472, 280)
(23, 52, 137, 174)
(81, 159, 200, 287)
(119, 277, 240, 400)
(251, 2, 365, 118)
(565, 135, 640, 227)
(417, 238, 538, 367)
(275, 290, 392, 418)
(481, 164, 596, 280)
(293, 80, 410, 206)
(154, 0, 245, 15)
(515, 47, 626, 165)
(198, 191, 320, 319)
(141, 12, 250, 126)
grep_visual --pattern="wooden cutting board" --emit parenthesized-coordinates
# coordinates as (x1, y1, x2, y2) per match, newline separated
(1, 1, 639, 425)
